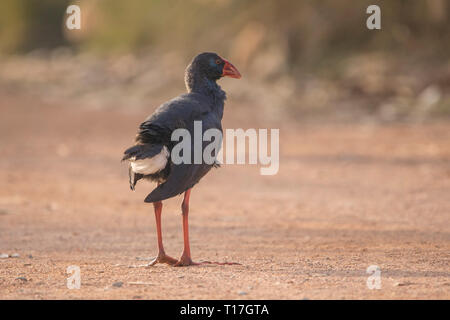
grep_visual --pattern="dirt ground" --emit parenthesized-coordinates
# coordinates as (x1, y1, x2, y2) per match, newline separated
(0, 92, 449, 300)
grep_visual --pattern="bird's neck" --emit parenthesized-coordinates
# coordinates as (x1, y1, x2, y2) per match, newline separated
(185, 72, 226, 103)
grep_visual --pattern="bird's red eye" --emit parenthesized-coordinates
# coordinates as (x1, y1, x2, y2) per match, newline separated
(215, 59, 222, 65)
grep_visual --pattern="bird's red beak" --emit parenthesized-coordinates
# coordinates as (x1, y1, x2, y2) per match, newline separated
(221, 58, 241, 79)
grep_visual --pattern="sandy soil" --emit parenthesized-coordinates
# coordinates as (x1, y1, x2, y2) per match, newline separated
(0, 92, 449, 300)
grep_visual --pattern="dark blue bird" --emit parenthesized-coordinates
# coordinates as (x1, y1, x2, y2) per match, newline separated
(122, 52, 241, 266)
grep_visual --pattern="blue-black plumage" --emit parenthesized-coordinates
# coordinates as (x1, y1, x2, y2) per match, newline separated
(122, 52, 241, 266)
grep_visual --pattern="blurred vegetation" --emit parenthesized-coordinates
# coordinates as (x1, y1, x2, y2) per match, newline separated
(0, 0, 70, 53)
(0, 0, 449, 121)
(1, 0, 449, 63)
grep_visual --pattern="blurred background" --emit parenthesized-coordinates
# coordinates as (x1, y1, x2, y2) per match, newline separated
(1, 0, 450, 122)
(1, 1, 450, 300)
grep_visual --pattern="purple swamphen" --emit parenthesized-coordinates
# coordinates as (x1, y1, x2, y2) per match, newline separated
(122, 52, 241, 266)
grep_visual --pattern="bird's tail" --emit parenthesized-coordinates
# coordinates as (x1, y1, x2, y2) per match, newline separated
(123, 144, 166, 190)
(128, 165, 143, 191)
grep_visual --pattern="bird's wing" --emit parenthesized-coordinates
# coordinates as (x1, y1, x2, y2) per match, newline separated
(125, 93, 217, 202)
(144, 162, 212, 203)
(122, 144, 164, 161)
(136, 93, 210, 145)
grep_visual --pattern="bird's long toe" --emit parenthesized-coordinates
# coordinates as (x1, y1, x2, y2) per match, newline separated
(143, 253, 178, 266)
(199, 260, 241, 266)
(174, 255, 199, 267)
(174, 255, 241, 267)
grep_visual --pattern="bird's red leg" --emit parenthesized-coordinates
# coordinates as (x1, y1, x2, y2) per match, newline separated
(174, 189, 241, 267)
(145, 200, 177, 266)
(174, 189, 198, 266)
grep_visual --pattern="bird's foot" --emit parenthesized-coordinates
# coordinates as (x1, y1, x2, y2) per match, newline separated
(174, 255, 200, 267)
(174, 254, 241, 267)
(142, 252, 178, 267)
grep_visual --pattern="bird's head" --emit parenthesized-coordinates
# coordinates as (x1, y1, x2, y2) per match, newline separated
(185, 52, 241, 92)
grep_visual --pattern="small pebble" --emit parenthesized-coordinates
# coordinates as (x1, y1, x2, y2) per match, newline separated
(112, 281, 123, 288)
(238, 291, 247, 296)
(0, 253, 8, 259)
(16, 277, 27, 282)
(11, 253, 20, 258)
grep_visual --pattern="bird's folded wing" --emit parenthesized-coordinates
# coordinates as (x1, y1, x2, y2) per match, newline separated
(136, 94, 209, 145)
(122, 144, 164, 161)
(144, 162, 212, 203)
